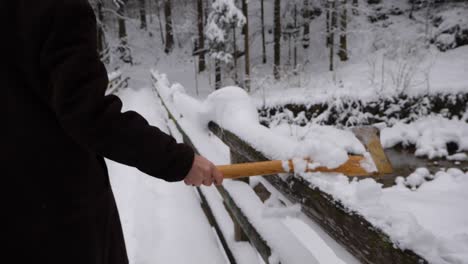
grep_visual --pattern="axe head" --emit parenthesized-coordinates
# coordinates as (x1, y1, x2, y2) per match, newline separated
(352, 126, 394, 175)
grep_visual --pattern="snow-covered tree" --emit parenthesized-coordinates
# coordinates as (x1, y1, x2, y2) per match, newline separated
(205, 0, 246, 89)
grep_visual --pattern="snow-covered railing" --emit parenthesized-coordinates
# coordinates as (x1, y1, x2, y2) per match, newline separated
(151, 71, 319, 264)
(207, 121, 427, 264)
(106, 70, 129, 95)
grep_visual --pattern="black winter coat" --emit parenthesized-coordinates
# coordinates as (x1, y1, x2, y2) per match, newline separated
(2, 1, 194, 263)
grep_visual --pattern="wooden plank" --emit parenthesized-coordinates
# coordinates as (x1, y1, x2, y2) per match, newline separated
(208, 121, 428, 264)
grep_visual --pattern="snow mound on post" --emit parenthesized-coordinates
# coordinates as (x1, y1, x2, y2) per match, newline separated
(203, 86, 259, 127)
(202, 86, 362, 169)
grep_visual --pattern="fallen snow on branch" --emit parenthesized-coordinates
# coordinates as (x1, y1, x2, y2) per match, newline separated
(381, 116, 468, 160)
(300, 168, 468, 264)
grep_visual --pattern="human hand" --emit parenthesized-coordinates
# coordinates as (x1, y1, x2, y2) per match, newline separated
(184, 155, 223, 187)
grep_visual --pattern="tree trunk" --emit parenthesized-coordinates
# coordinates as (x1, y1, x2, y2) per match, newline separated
(155, 0, 165, 44)
(409, 0, 416, 19)
(274, 0, 281, 80)
(261, 0, 267, 64)
(197, 0, 206, 72)
(233, 25, 239, 85)
(329, 0, 336, 71)
(215, 59, 222, 89)
(294, 4, 298, 70)
(117, 0, 133, 64)
(242, 0, 251, 91)
(352, 0, 358, 15)
(425, 0, 433, 46)
(97, 1, 105, 56)
(118, 2, 127, 41)
(205, 0, 210, 24)
(326, 0, 331, 47)
(303, 0, 310, 48)
(338, 0, 348, 61)
(139, 0, 147, 30)
(164, 0, 174, 53)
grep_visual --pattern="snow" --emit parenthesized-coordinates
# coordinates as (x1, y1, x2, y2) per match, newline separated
(298, 168, 468, 264)
(447, 153, 468, 161)
(381, 115, 468, 160)
(201, 86, 367, 169)
(199, 186, 259, 264)
(108, 70, 122, 82)
(255, 178, 361, 264)
(224, 181, 320, 264)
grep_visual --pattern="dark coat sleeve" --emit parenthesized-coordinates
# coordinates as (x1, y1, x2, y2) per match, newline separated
(37, 0, 194, 182)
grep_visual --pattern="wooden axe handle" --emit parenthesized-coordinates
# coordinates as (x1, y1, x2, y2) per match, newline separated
(217, 156, 371, 179)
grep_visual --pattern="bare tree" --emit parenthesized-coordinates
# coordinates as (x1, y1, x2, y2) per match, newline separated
(303, 0, 310, 49)
(164, 0, 174, 53)
(139, 0, 147, 30)
(117, 1, 127, 44)
(261, 0, 267, 63)
(329, 0, 337, 71)
(242, 0, 251, 91)
(215, 60, 222, 89)
(155, 0, 165, 45)
(409, 0, 416, 19)
(274, 0, 281, 80)
(425, 0, 434, 47)
(326, 0, 331, 47)
(197, 0, 206, 72)
(96, 0, 106, 56)
(338, 0, 348, 61)
(233, 26, 239, 84)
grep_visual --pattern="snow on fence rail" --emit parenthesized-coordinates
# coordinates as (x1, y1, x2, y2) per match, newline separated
(151, 71, 318, 264)
(106, 70, 129, 95)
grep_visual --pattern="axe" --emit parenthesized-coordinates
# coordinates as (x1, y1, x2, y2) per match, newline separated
(217, 127, 393, 179)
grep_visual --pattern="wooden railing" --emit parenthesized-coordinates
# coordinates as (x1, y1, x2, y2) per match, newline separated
(106, 70, 129, 95)
(150, 71, 427, 264)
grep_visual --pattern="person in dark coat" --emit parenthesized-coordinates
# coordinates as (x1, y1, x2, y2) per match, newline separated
(3, 0, 223, 263)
